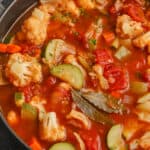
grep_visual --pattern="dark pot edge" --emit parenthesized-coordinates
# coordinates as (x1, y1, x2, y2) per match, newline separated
(0, 0, 38, 149)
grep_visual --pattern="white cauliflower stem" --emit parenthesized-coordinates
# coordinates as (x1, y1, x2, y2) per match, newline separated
(39, 112, 66, 142)
(5, 53, 42, 87)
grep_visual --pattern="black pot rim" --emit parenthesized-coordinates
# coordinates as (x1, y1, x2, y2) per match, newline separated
(0, 0, 38, 149)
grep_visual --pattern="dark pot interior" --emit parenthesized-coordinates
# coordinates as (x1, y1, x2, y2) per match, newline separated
(0, 0, 37, 149)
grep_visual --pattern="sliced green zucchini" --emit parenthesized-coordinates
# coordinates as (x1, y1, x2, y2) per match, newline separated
(50, 64, 84, 89)
(4, 35, 15, 44)
(107, 124, 127, 150)
(114, 46, 131, 60)
(14, 92, 25, 107)
(21, 103, 38, 121)
(130, 81, 148, 94)
(44, 40, 57, 64)
(49, 142, 76, 150)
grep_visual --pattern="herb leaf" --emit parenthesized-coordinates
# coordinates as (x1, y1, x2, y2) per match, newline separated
(71, 89, 114, 125)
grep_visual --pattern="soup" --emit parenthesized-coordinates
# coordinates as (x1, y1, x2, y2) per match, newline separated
(0, 0, 150, 150)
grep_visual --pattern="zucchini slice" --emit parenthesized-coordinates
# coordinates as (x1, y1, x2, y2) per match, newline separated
(107, 124, 127, 150)
(44, 40, 57, 64)
(49, 142, 75, 150)
(4, 35, 15, 44)
(21, 103, 38, 121)
(50, 64, 84, 89)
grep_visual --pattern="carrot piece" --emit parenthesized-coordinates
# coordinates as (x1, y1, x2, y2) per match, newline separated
(0, 43, 7, 53)
(7, 110, 19, 126)
(102, 31, 115, 44)
(29, 137, 42, 150)
(7, 44, 22, 53)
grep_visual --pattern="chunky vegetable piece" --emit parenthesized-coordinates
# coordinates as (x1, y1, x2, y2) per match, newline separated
(49, 142, 75, 150)
(50, 64, 84, 89)
(14, 92, 25, 107)
(17, 7, 50, 45)
(39, 112, 66, 142)
(5, 53, 42, 87)
(107, 124, 127, 150)
(1, 0, 150, 150)
(21, 103, 38, 121)
(44, 39, 75, 66)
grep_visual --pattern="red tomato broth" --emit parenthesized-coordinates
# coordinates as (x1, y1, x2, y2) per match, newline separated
(0, 0, 150, 150)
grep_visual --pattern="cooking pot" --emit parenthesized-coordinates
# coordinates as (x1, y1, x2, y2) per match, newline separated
(0, 0, 37, 149)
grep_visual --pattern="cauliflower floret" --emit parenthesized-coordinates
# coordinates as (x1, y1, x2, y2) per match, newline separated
(17, 7, 50, 45)
(30, 96, 47, 120)
(116, 14, 144, 39)
(113, 0, 123, 12)
(63, 0, 80, 17)
(39, 112, 66, 142)
(133, 31, 150, 48)
(67, 109, 91, 129)
(77, 0, 95, 9)
(5, 53, 42, 87)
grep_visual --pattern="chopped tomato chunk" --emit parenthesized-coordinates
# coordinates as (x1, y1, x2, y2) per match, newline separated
(123, 3, 145, 22)
(104, 64, 129, 91)
(80, 131, 102, 150)
(94, 50, 114, 67)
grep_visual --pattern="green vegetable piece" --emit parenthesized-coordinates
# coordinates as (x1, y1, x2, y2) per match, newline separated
(88, 38, 97, 50)
(49, 142, 76, 150)
(130, 81, 148, 94)
(21, 103, 38, 121)
(115, 46, 131, 60)
(112, 38, 119, 49)
(44, 40, 57, 64)
(15, 92, 25, 107)
(4, 35, 15, 44)
(44, 39, 75, 66)
(71, 89, 114, 125)
(50, 64, 84, 89)
(107, 124, 127, 150)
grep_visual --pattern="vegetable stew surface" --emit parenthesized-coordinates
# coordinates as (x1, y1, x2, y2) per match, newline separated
(0, 0, 150, 150)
